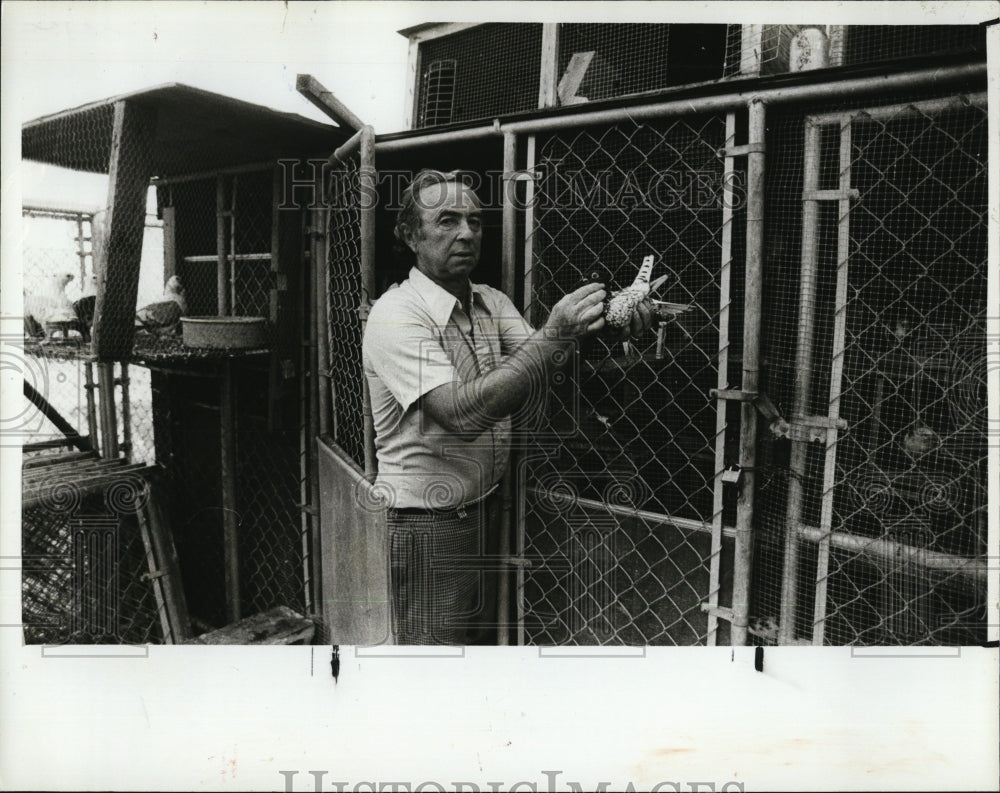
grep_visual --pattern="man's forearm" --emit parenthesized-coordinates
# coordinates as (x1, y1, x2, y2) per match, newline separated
(425, 327, 575, 435)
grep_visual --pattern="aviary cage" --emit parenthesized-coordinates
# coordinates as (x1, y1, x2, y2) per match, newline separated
(19, 85, 347, 643)
(316, 24, 990, 647)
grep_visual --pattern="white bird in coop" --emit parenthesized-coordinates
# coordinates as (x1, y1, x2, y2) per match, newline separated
(135, 275, 187, 335)
(24, 271, 78, 343)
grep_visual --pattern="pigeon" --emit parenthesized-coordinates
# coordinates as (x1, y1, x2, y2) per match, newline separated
(72, 273, 99, 343)
(24, 272, 77, 343)
(603, 255, 691, 333)
(135, 275, 187, 335)
(903, 424, 941, 461)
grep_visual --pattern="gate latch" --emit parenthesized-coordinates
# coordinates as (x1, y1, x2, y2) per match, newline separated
(779, 415, 848, 443)
(709, 388, 788, 437)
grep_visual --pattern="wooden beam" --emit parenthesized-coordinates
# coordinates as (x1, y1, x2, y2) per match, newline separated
(161, 205, 177, 282)
(91, 100, 156, 361)
(539, 23, 560, 109)
(295, 74, 364, 133)
(22, 380, 92, 452)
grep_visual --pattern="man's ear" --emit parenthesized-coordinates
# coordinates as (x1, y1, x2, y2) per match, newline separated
(400, 223, 419, 254)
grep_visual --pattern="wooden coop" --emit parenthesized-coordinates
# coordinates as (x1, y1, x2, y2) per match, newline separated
(20, 85, 350, 644)
(317, 22, 991, 647)
(20, 23, 992, 649)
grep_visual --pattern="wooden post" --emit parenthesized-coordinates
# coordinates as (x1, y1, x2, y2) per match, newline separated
(731, 99, 766, 647)
(75, 213, 88, 285)
(779, 119, 822, 645)
(97, 362, 119, 459)
(22, 381, 93, 453)
(91, 100, 155, 361)
(296, 74, 365, 132)
(120, 362, 132, 463)
(161, 205, 177, 282)
(539, 24, 560, 109)
(359, 126, 377, 481)
(220, 360, 241, 622)
(84, 362, 100, 456)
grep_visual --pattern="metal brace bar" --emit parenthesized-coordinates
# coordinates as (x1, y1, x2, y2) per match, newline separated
(700, 603, 747, 627)
(716, 142, 766, 158)
(777, 415, 848, 443)
(803, 188, 861, 201)
(709, 388, 783, 425)
(500, 556, 533, 569)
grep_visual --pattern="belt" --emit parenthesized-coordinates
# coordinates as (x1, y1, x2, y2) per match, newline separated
(387, 484, 499, 519)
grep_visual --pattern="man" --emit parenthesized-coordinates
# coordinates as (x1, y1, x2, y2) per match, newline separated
(363, 169, 653, 644)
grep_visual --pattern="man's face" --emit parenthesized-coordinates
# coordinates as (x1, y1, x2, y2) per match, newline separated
(405, 180, 482, 284)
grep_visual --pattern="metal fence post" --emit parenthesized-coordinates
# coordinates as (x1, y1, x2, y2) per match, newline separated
(731, 98, 766, 646)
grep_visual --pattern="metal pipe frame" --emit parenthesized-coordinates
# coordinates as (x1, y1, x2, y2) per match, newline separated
(811, 117, 854, 645)
(706, 111, 738, 646)
(314, 182, 332, 440)
(497, 130, 518, 646)
(778, 118, 822, 646)
(805, 91, 987, 126)
(796, 524, 988, 583)
(220, 360, 241, 622)
(730, 98, 767, 647)
(359, 126, 378, 481)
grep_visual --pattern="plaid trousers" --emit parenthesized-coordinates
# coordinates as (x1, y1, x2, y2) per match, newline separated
(388, 491, 501, 645)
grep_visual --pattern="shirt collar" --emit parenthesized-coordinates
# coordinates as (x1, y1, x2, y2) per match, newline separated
(407, 266, 492, 326)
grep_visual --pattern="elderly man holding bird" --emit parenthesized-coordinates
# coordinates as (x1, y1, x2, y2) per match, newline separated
(363, 169, 659, 644)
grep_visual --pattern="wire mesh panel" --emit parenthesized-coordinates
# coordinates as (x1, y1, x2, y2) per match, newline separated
(415, 24, 543, 128)
(754, 92, 989, 646)
(557, 23, 726, 101)
(519, 113, 740, 644)
(325, 154, 367, 469)
(22, 493, 165, 645)
(724, 24, 986, 79)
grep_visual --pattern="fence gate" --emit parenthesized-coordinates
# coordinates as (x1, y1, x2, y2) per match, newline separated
(513, 110, 755, 645)
(775, 93, 989, 646)
(314, 125, 390, 645)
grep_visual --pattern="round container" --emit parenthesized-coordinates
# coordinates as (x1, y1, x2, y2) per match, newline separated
(181, 316, 268, 350)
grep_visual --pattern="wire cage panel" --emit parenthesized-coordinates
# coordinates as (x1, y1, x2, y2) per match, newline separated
(22, 502, 165, 645)
(325, 154, 367, 469)
(754, 92, 989, 646)
(415, 23, 544, 128)
(724, 24, 986, 79)
(519, 112, 741, 645)
(556, 24, 726, 102)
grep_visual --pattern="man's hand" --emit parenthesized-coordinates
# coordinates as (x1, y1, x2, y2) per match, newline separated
(626, 299, 656, 339)
(544, 282, 607, 339)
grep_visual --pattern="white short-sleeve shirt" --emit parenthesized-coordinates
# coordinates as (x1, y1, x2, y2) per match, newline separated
(362, 266, 534, 509)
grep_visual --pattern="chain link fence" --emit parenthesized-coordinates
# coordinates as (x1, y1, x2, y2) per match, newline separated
(752, 91, 989, 646)
(325, 152, 367, 469)
(22, 177, 308, 641)
(518, 113, 742, 644)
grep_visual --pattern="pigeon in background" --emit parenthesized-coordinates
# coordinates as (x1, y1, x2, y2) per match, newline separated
(135, 275, 187, 335)
(24, 271, 77, 343)
(72, 272, 99, 343)
(903, 424, 941, 461)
